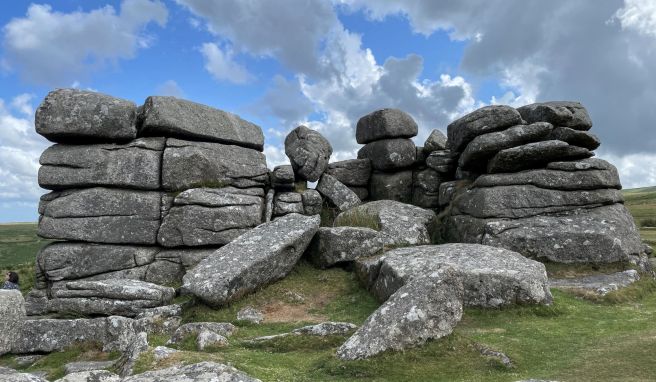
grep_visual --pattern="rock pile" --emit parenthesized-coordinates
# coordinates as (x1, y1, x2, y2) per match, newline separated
(30, 89, 270, 316)
(442, 102, 644, 264)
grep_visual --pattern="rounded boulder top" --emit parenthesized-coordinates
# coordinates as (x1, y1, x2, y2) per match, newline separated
(355, 108, 418, 144)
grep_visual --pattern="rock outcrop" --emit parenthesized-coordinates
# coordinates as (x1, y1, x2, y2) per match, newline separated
(284, 125, 333, 182)
(0, 290, 25, 355)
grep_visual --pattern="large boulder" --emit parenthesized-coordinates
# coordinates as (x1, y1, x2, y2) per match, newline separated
(357, 138, 416, 171)
(445, 204, 643, 263)
(38, 188, 161, 244)
(306, 227, 384, 268)
(368, 170, 413, 203)
(0, 290, 25, 355)
(162, 138, 268, 191)
(0, 367, 48, 382)
(272, 192, 304, 217)
(334, 200, 436, 246)
(316, 174, 361, 212)
(358, 244, 552, 307)
(356, 108, 418, 144)
(138, 96, 264, 150)
(158, 187, 264, 247)
(548, 126, 600, 150)
(471, 166, 621, 191)
(35, 89, 137, 143)
(517, 101, 592, 130)
(423, 129, 448, 153)
(447, 105, 522, 152)
(458, 123, 553, 170)
(39, 138, 165, 190)
(47, 280, 175, 317)
(487, 140, 593, 173)
(451, 185, 624, 219)
(412, 168, 442, 208)
(284, 125, 333, 182)
(182, 214, 320, 306)
(326, 159, 371, 187)
(122, 362, 260, 382)
(337, 268, 463, 360)
(301, 189, 323, 215)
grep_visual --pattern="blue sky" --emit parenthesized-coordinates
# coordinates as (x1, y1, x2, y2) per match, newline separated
(1, 0, 656, 222)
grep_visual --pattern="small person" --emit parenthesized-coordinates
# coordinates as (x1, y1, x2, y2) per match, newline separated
(2, 271, 19, 290)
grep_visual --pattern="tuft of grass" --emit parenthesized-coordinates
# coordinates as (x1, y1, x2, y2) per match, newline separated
(333, 210, 380, 231)
(243, 333, 350, 353)
(543, 261, 636, 279)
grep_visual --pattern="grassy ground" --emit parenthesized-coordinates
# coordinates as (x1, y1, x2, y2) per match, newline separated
(1, 187, 656, 381)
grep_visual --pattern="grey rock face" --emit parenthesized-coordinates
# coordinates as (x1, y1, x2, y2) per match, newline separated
(412, 168, 442, 208)
(368, 170, 413, 203)
(423, 129, 448, 152)
(446, 204, 643, 263)
(517, 101, 592, 130)
(48, 280, 175, 316)
(38, 188, 161, 244)
(182, 214, 320, 306)
(447, 105, 522, 152)
(162, 138, 268, 191)
(348, 186, 369, 201)
(548, 126, 600, 150)
(359, 244, 552, 306)
(337, 268, 463, 360)
(452, 185, 623, 219)
(122, 362, 261, 382)
(273, 192, 304, 216)
(11, 317, 110, 354)
(35, 89, 137, 143)
(158, 187, 263, 247)
(357, 138, 416, 171)
(307, 227, 384, 268)
(138, 96, 264, 150)
(39, 138, 165, 190)
(426, 150, 456, 174)
(293, 322, 357, 336)
(316, 174, 361, 213)
(472, 167, 620, 191)
(196, 331, 228, 350)
(0, 367, 48, 382)
(64, 361, 116, 375)
(546, 157, 614, 171)
(550, 270, 640, 296)
(487, 140, 593, 173)
(301, 189, 322, 215)
(356, 108, 418, 144)
(438, 181, 461, 207)
(458, 123, 553, 170)
(0, 290, 25, 355)
(58, 370, 120, 382)
(237, 307, 264, 324)
(326, 159, 371, 187)
(264, 189, 274, 222)
(284, 125, 333, 182)
(271, 165, 295, 190)
(167, 322, 236, 345)
(334, 200, 436, 246)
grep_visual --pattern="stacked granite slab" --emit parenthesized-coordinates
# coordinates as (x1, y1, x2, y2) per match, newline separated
(356, 109, 419, 204)
(29, 89, 268, 315)
(442, 102, 645, 264)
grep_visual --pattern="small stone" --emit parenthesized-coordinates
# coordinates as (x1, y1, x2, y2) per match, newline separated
(196, 330, 229, 351)
(237, 307, 264, 324)
(153, 346, 179, 361)
(168, 322, 237, 345)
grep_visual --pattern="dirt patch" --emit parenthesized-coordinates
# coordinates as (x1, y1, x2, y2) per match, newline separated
(261, 291, 333, 323)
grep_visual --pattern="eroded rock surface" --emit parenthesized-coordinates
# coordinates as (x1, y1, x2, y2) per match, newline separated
(285, 125, 333, 182)
(307, 227, 383, 268)
(356, 108, 418, 144)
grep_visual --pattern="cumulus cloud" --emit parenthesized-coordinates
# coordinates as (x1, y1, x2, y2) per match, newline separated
(2, 0, 168, 85)
(614, 0, 656, 37)
(200, 42, 253, 84)
(155, 80, 185, 97)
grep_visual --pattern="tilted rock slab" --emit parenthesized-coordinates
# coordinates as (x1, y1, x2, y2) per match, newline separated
(445, 203, 643, 263)
(447, 105, 522, 152)
(39, 138, 165, 190)
(35, 89, 137, 143)
(0, 366, 48, 382)
(356, 108, 418, 144)
(357, 244, 552, 307)
(334, 200, 436, 246)
(487, 140, 593, 173)
(423, 129, 448, 152)
(337, 268, 464, 360)
(38, 188, 161, 244)
(547, 126, 600, 150)
(357, 138, 416, 171)
(182, 214, 320, 306)
(307, 226, 384, 268)
(0, 290, 25, 355)
(158, 187, 264, 247)
(326, 159, 371, 187)
(302, 189, 322, 215)
(138, 96, 264, 150)
(48, 279, 175, 317)
(458, 122, 553, 170)
(517, 101, 592, 130)
(284, 125, 333, 182)
(316, 173, 361, 212)
(122, 362, 260, 382)
(162, 138, 268, 191)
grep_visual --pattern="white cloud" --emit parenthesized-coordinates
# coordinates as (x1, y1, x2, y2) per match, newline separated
(614, 0, 656, 37)
(155, 80, 185, 97)
(597, 152, 656, 189)
(2, 0, 168, 85)
(200, 42, 253, 84)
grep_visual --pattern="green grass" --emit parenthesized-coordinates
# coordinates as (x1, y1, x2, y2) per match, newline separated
(623, 187, 656, 246)
(0, 223, 50, 293)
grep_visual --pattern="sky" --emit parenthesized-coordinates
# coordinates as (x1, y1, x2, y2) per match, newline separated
(1, 0, 656, 222)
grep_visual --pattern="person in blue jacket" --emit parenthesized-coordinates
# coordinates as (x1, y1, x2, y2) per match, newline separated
(2, 271, 19, 290)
